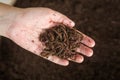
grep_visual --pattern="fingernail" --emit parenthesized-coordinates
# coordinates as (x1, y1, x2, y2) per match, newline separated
(88, 49, 93, 57)
(70, 21, 75, 27)
(59, 59, 69, 66)
(63, 60, 69, 66)
(91, 41, 95, 47)
(78, 56, 84, 63)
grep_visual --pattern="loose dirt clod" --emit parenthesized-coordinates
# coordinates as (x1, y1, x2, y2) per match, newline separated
(39, 25, 83, 60)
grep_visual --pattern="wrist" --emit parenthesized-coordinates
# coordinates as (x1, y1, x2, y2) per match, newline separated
(0, 3, 22, 38)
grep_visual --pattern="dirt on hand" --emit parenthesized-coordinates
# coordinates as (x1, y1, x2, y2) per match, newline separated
(39, 25, 83, 60)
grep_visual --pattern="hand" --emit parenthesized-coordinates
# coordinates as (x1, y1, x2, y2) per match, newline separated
(5, 7, 95, 66)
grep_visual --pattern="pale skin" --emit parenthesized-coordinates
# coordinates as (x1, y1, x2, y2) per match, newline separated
(0, 3, 95, 66)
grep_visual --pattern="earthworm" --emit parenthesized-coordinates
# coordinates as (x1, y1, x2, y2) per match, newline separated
(39, 25, 83, 59)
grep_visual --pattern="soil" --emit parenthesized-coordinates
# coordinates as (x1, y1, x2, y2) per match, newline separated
(39, 25, 83, 59)
(0, 0, 120, 80)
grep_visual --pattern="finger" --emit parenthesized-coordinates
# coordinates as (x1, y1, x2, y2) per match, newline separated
(76, 30, 95, 47)
(68, 54, 84, 63)
(76, 44, 93, 57)
(46, 55, 69, 66)
(81, 34, 95, 47)
(31, 43, 69, 66)
(50, 11, 75, 27)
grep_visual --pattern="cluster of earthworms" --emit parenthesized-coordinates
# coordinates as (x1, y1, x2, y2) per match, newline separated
(39, 25, 83, 60)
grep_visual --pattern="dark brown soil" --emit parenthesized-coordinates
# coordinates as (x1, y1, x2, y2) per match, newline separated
(0, 0, 120, 80)
(39, 25, 83, 59)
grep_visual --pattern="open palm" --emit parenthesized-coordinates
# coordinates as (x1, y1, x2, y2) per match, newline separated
(7, 8, 95, 66)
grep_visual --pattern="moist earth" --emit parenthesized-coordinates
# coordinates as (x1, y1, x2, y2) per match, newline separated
(39, 25, 83, 59)
(0, 0, 120, 80)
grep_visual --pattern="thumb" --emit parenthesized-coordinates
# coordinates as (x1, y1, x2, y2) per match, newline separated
(50, 10, 75, 27)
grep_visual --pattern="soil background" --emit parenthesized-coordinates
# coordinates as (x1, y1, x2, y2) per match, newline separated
(0, 0, 120, 80)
